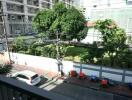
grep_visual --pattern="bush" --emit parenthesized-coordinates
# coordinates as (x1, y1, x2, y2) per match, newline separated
(65, 46, 87, 57)
(0, 64, 12, 74)
(18, 51, 26, 54)
(64, 56, 74, 61)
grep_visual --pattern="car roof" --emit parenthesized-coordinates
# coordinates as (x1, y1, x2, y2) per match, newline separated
(18, 70, 37, 77)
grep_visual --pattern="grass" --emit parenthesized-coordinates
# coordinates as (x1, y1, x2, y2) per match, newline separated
(64, 46, 87, 62)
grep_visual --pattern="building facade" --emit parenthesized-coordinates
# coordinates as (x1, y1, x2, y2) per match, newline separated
(82, 0, 132, 44)
(0, 0, 75, 36)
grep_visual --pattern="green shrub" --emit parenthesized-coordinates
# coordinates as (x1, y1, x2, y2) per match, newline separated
(102, 57, 110, 66)
(74, 56, 81, 62)
(0, 64, 12, 74)
(64, 56, 74, 61)
(65, 46, 87, 57)
(43, 44, 56, 58)
(18, 51, 26, 54)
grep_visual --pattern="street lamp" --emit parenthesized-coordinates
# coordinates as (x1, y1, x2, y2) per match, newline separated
(0, 8, 11, 64)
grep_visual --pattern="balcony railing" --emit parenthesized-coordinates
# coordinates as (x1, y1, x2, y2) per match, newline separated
(0, 75, 74, 100)
(7, 3, 24, 13)
(28, 7, 39, 14)
(7, 0, 23, 3)
(27, 0, 39, 6)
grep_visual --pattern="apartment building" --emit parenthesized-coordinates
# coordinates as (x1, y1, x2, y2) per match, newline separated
(82, 0, 132, 44)
(0, 0, 75, 36)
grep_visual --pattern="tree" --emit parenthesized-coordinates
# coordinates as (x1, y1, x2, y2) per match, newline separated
(95, 19, 127, 67)
(80, 42, 104, 64)
(11, 36, 27, 52)
(118, 49, 132, 68)
(33, 3, 88, 41)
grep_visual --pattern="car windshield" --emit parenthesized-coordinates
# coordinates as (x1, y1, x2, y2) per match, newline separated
(31, 74, 38, 80)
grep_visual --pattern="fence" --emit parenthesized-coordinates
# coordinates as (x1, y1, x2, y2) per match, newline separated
(73, 63, 132, 83)
(4, 52, 132, 83)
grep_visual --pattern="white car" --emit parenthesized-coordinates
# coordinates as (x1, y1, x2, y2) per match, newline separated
(11, 70, 41, 86)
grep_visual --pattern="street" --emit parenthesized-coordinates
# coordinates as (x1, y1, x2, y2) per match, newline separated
(10, 68, 132, 100)
(36, 78, 114, 100)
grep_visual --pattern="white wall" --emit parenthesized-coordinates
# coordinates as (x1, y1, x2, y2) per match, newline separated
(9, 52, 74, 74)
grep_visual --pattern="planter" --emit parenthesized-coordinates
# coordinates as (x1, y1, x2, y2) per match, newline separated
(69, 70, 77, 77)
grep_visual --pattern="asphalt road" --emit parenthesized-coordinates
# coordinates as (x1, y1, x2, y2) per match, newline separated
(38, 79, 114, 100)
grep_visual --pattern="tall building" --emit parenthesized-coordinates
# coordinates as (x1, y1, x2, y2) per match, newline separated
(82, 0, 132, 44)
(0, 0, 75, 36)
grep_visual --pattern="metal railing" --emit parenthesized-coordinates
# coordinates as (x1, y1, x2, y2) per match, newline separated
(73, 63, 132, 83)
(0, 75, 74, 100)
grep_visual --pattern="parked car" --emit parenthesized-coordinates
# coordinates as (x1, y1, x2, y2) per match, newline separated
(11, 70, 41, 85)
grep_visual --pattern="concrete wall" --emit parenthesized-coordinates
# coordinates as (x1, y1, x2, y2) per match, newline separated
(9, 52, 74, 74)
(6, 52, 132, 83)
(0, 53, 5, 64)
(0, 52, 10, 64)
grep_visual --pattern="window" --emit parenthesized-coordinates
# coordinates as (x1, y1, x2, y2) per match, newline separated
(7, 3, 24, 13)
(27, 0, 39, 6)
(17, 74, 29, 80)
(28, 16, 33, 21)
(31, 74, 38, 80)
(0, 16, 2, 22)
(17, 15, 22, 20)
(127, 18, 132, 33)
(42, 2, 50, 9)
(9, 0, 23, 3)
(127, 0, 132, 5)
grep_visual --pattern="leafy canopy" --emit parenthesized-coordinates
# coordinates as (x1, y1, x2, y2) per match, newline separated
(33, 3, 88, 41)
(95, 19, 127, 67)
(95, 19, 126, 52)
(11, 36, 27, 52)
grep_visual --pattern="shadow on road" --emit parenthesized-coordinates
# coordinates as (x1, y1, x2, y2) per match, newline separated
(48, 79, 132, 100)
(36, 76, 48, 87)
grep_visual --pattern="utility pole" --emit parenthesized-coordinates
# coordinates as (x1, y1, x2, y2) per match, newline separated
(56, 29, 60, 71)
(56, 29, 64, 76)
(0, 8, 11, 64)
(56, 29, 59, 62)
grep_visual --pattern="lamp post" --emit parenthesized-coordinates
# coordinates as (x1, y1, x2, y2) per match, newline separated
(0, 8, 11, 64)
